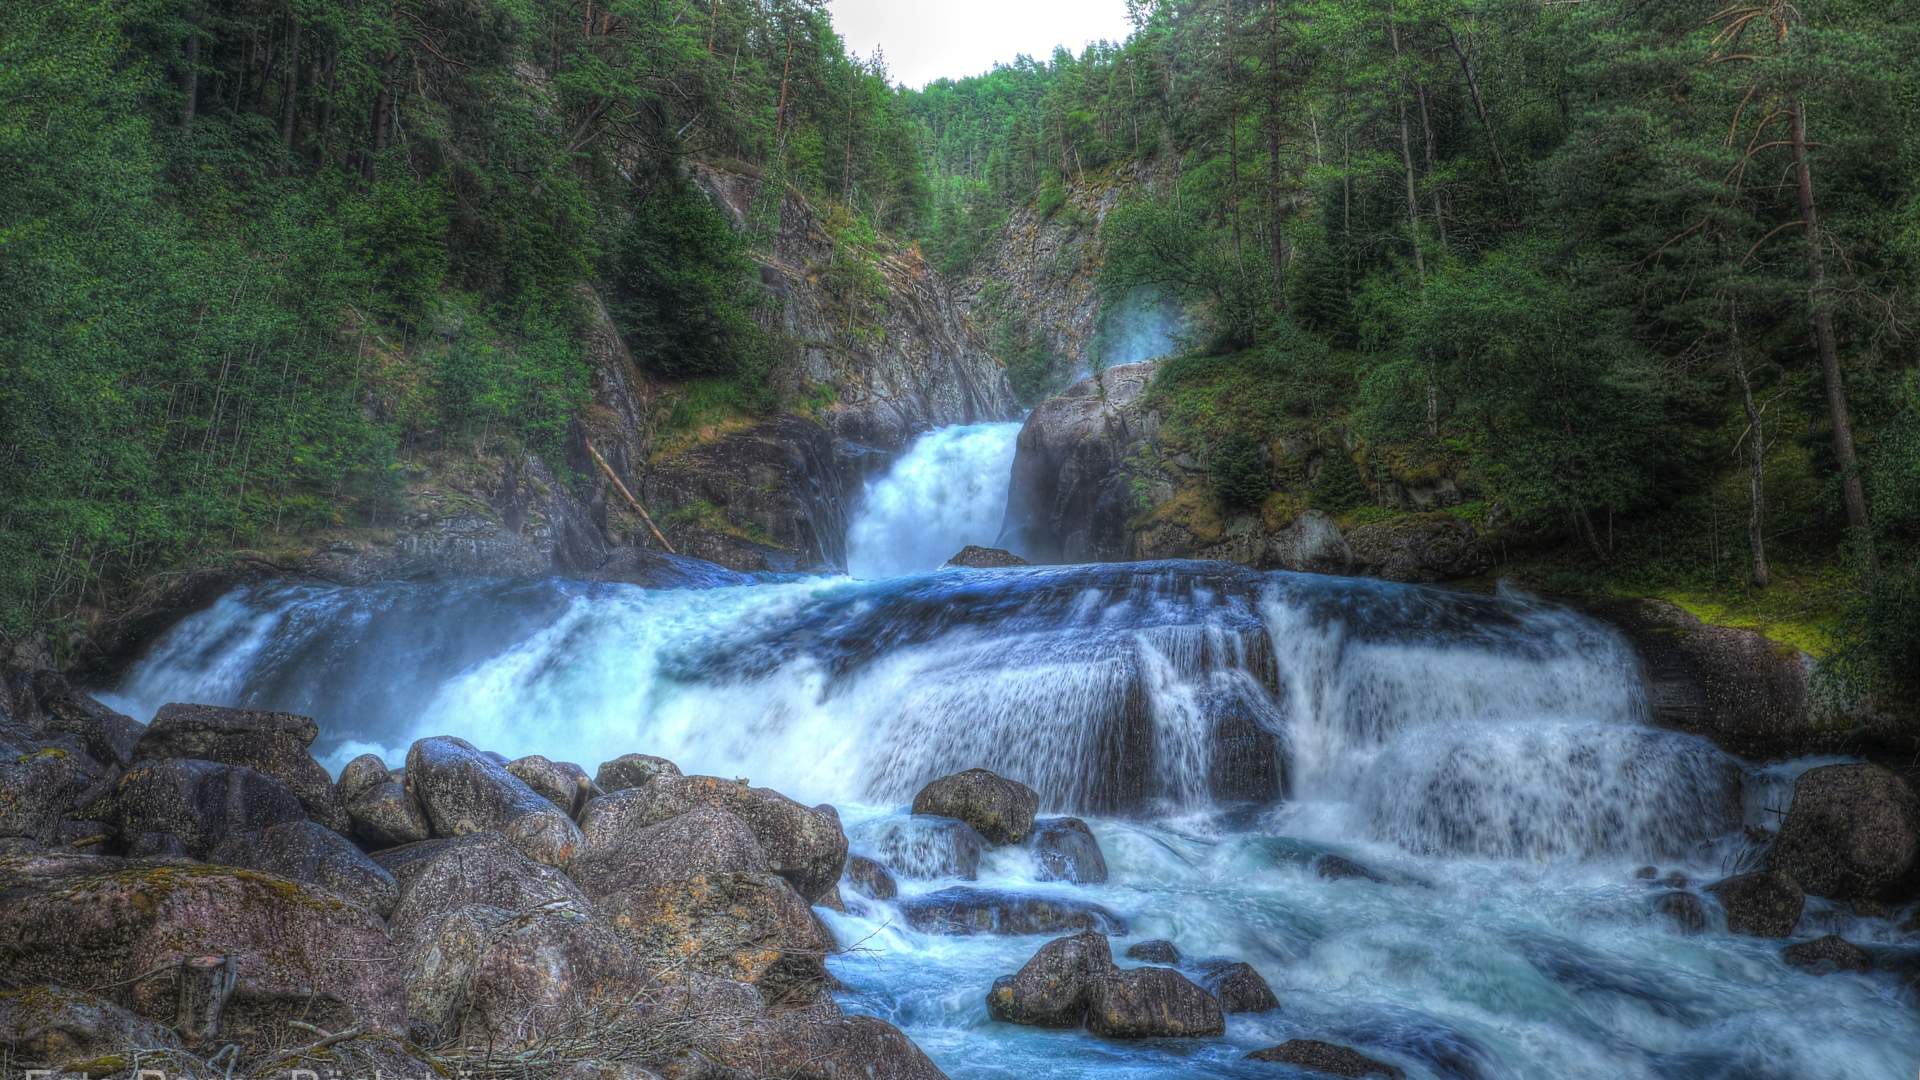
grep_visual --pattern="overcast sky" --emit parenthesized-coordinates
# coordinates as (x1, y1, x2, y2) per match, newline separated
(826, 0, 1137, 89)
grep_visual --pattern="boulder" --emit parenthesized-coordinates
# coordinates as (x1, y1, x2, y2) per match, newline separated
(1085, 965, 1224, 1038)
(110, 758, 306, 858)
(1028, 817, 1107, 884)
(598, 871, 829, 1006)
(336, 752, 393, 802)
(0, 854, 404, 1051)
(899, 887, 1126, 936)
(1781, 934, 1873, 975)
(946, 546, 1029, 568)
(133, 703, 348, 833)
(507, 754, 597, 816)
(910, 769, 1040, 845)
(845, 854, 898, 901)
(595, 753, 683, 793)
(1194, 959, 1279, 1013)
(343, 776, 432, 850)
(208, 819, 400, 918)
(405, 736, 584, 868)
(1316, 853, 1389, 884)
(851, 814, 986, 880)
(713, 1008, 950, 1080)
(1654, 891, 1707, 935)
(589, 774, 846, 903)
(24, 671, 144, 767)
(986, 930, 1115, 1028)
(404, 901, 650, 1046)
(1767, 764, 1920, 902)
(1345, 513, 1491, 583)
(572, 801, 770, 898)
(1707, 871, 1804, 938)
(1003, 363, 1158, 564)
(1247, 1040, 1406, 1078)
(379, 832, 589, 944)
(0, 984, 205, 1077)
(0, 737, 118, 850)
(1124, 940, 1181, 964)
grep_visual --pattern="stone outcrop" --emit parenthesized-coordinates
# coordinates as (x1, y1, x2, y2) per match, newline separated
(1085, 965, 1224, 1039)
(596, 752, 682, 793)
(946, 546, 1030, 568)
(911, 769, 1040, 846)
(1707, 871, 1804, 938)
(1193, 959, 1279, 1014)
(1766, 763, 1920, 902)
(133, 703, 347, 832)
(986, 931, 1115, 1028)
(208, 818, 400, 918)
(1345, 513, 1492, 583)
(986, 931, 1222, 1039)
(572, 803, 770, 897)
(1782, 934, 1873, 975)
(898, 887, 1125, 937)
(405, 736, 584, 868)
(1004, 364, 1160, 564)
(111, 758, 307, 858)
(1027, 816, 1108, 884)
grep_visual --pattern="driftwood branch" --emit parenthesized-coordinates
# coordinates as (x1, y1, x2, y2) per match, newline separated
(175, 954, 237, 1047)
(585, 438, 676, 554)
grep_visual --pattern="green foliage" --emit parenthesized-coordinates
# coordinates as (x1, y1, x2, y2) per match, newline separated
(1311, 453, 1369, 515)
(1209, 434, 1269, 511)
(608, 179, 769, 379)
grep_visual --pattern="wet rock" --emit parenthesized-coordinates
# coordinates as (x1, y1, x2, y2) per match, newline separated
(0, 984, 203, 1077)
(852, 814, 986, 879)
(643, 414, 852, 572)
(946, 546, 1029, 568)
(1085, 965, 1224, 1039)
(133, 703, 348, 833)
(337, 752, 393, 802)
(598, 871, 828, 1005)
(1655, 891, 1707, 935)
(845, 854, 898, 900)
(1003, 363, 1158, 564)
(1767, 763, 1920, 902)
(0, 732, 118, 850)
(1707, 871, 1804, 938)
(405, 736, 584, 868)
(1029, 816, 1108, 884)
(588, 547, 758, 590)
(596, 752, 683, 793)
(507, 754, 597, 816)
(1634, 865, 1659, 881)
(405, 901, 650, 1046)
(713, 1007, 950, 1080)
(1124, 939, 1181, 964)
(110, 758, 306, 858)
(381, 833, 588, 944)
(572, 801, 770, 898)
(911, 768, 1040, 845)
(343, 775, 431, 850)
(987, 930, 1115, 1027)
(1247, 1040, 1406, 1078)
(1782, 934, 1873, 975)
(1345, 513, 1491, 584)
(24, 671, 144, 767)
(1316, 853, 1388, 884)
(1194, 959, 1279, 1013)
(209, 819, 400, 918)
(594, 773, 847, 903)
(0, 854, 404, 1050)
(899, 887, 1126, 936)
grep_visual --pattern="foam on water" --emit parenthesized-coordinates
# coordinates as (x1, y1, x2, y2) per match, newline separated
(846, 421, 1024, 577)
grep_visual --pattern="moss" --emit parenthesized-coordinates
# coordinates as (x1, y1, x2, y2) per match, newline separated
(1658, 592, 1835, 657)
(1144, 486, 1226, 545)
(15, 747, 68, 764)
(59, 864, 353, 917)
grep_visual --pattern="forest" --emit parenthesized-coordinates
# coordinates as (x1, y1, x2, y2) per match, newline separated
(3, 0, 1917, 703)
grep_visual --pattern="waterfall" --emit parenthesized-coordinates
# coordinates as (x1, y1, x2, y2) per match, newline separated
(845, 421, 1023, 578)
(101, 563, 1739, 860)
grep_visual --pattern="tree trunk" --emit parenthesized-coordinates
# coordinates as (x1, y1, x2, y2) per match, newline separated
(1416, 78, 1445, 249)
(180, 16, 200, 130)
(708, 0, 720, 53)
(1447, 26, 1508, 188)
(1790, 99, 1872, 548)
(774, 23, 795, 149)
(365, 54, 394, 182)
(1730, 305, 1770, 588)
(1226, 0, 1242, 266)
(1388, 23, 1425, 278)
(279, 15, 302, 154)
(1265, 0, 1287, 306)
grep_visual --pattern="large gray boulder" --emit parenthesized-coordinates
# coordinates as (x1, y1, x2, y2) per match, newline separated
(1194, 959, 1278, 1013)
(851, 814, 987, 879)
(708, 1006, 951, 1080)
(405, 736, 584, 868)
(0, 984, 206, 1077)
(1345, 513, 1491, 583)
(378, 832, 589, 944)
(594, 753, 683, 793)
(588, 773, 846, 903)
(598, 870, 829, 1005)
(1028, 816, 1107, 884)
(571, 801, 769, 898)
(911, 769, 1040, 845)
(900, 887, 1125, 936)
(507, 754, 597, 817)
(337, 754, 431, 850)
(208, 819, 400, 918)
(1781, 934, 1873, 975)
(844, 854, 899, 901)
(986, 930, 1114, 1028)
(1247, 1040, 1405, 1078)
(111, 758, 306, 858)
(1767, 764, 1920, 902)
(1707, 870, 1805, 938)
(1085, 965, 1224, 1039)
(0, 852, 405, 1052)
(133, 703, 348, 833)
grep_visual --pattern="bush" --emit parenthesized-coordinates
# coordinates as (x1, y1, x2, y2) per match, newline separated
(607, 179, 769, 379)
(1210, 433, 1269, 511)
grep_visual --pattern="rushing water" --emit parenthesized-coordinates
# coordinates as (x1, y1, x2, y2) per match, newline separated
(101, 567, 1920, 1077)
(846, 421, 1024, 578)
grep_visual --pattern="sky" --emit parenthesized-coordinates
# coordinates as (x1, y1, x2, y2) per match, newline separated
(826, 0, 1137, 89)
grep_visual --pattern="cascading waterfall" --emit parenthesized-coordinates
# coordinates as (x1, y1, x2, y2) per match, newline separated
(845, 421, 1024, 578)
(100, 557, 1920, 1079)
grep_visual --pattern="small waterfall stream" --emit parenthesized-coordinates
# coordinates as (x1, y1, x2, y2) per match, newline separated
(846, 421, 1024, 578)
(96, 426, 1920, 1080)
